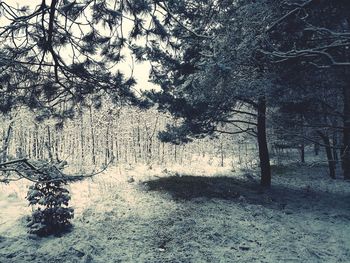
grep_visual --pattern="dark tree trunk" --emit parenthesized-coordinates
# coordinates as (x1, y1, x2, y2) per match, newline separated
(318, 132, 336, 179)
(257, 98, 271, 187)
(1, 120, 13, 163)
(220, 139, 224, 167)
(314, 143, 319, 156)
(343, 86, 350, 180)
(300, 143, 305, 163)
(332, 133, 338, 163)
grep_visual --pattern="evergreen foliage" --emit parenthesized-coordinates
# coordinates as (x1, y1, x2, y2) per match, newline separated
(26, 169, 74, 237)
(1, 0, 350, 185)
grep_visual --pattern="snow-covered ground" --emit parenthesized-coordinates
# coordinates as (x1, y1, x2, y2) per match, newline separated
(0, 160, 350, 262)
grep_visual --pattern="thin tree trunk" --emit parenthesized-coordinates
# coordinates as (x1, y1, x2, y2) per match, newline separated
(300, 143, 305, 163)
(89, 106, 96, 165)
(80, 112, 85, 167)
(314, 143, 319, 156)
(333, 133, 338, 163)
(257, 97, 271, 187)
(1, 120, 13, 162)
(137, 119, 142, 160)
(55, 130, 60, 162)
(318, 131, 336, 179)
(342, 86, 350, 179)
(105, 123, 110, 165)
(220, 139, 224, 167)
(46, 126, 54, 162)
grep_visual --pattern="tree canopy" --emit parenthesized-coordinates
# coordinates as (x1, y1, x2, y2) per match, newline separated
(1, 0, 350, 186)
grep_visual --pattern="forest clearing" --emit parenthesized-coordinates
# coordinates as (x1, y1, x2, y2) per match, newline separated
(1, 0, 350, 262)
(1, 160, 350, 263)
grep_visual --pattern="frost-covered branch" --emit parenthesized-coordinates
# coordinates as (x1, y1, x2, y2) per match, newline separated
(0, 158, 112, 184)
(266, 0, 314, 33)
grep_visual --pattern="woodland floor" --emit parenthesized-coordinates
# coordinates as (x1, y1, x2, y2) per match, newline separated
(0, 161, 350, 263)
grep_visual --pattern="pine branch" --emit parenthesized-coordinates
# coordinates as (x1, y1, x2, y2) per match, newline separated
(266, 0, 314, 33)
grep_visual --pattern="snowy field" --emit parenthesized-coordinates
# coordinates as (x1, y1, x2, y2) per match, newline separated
(0, 160, 350, 263)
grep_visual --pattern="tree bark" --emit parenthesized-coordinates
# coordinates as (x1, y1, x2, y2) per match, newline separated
(257, 97, 271, 187)
(318, 131, 336, 179)
(300, 143, 305, 163)
(332, 133, 338, 163)
(1, 120, 13, 163)
(343, 85, 350, 180)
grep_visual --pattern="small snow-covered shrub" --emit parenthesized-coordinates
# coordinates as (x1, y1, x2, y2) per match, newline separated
(26, 175, 74, 236)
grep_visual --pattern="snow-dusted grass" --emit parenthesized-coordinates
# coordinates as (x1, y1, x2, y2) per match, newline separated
(0, 160, 349, 262)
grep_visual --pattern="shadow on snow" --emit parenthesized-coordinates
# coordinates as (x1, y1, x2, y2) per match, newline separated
(143, 173, 350, 215)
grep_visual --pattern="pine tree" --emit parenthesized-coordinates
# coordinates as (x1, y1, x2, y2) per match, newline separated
(26, 173, 74, 236)
(0, 0, 140, 119)
(264, 0, 350, 179)
(142, 1, 278, 186)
